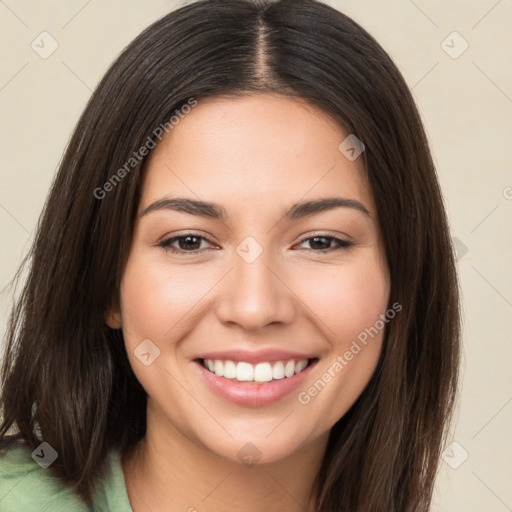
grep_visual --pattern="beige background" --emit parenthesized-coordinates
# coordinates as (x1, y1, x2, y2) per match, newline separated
(1, 0, 511, 510)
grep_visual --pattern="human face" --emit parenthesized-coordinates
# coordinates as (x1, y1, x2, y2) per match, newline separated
(109, 94, 390, 464)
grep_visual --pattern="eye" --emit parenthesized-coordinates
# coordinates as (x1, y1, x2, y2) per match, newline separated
(157, 232, 353, 255)
(295, 235, 353, 252)
(158, 233, 217, 254)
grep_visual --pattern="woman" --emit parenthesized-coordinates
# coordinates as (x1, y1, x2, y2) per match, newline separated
(0, 0, 461, 510)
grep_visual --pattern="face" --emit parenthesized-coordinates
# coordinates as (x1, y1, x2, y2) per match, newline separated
(108, 94, 390, 465)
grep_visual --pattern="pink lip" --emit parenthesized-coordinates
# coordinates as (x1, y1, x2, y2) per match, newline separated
(193, 349, 315, 364)
(192, 358, 318, 407)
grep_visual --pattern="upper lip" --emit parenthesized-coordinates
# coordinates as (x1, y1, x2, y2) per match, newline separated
(194, 349, 317, 365)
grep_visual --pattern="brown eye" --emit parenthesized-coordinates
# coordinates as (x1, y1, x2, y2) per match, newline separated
(158, 234, 216, 254)
(297, 235, 353, 252)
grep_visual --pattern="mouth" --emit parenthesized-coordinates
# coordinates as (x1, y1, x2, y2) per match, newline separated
(192, 357, 319, 407)
(197, 357, 318, 383)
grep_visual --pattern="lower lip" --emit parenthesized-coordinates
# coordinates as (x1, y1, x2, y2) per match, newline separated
(193, 359, 317, 407)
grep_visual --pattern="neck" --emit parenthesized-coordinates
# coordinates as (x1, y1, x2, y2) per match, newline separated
(122, 404, 328, 512)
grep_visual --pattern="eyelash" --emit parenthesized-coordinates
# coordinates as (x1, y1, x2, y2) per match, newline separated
(157, 232, 354, 255)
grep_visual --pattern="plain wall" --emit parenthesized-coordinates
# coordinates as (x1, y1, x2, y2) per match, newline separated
(0, 1, 511, 510)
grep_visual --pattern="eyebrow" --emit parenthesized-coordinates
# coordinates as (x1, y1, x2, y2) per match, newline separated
(139, 196, 371, 220)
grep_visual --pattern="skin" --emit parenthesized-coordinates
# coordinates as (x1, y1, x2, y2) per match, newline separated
(107, 94, 390, 511)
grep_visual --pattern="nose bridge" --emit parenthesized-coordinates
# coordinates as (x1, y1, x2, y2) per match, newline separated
(216, 239, 295, 330)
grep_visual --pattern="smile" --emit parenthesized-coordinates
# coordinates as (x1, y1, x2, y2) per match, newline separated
(193, 357, 319, 407)
(201, 358, 313, 383)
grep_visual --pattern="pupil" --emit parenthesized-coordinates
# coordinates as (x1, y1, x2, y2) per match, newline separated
(311, 237, 329, 250)
(180, 236, 200, 250)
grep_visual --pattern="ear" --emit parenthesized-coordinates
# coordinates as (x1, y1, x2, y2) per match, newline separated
(105, 298, 122, 329)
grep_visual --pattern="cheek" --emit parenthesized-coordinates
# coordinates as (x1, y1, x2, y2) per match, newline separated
(292, 257, 389, 429)
(118, 255, 213, 399)
(120, 247, 390, 351)
(119, 256, 210, 343)
(291, 253, 390, 347)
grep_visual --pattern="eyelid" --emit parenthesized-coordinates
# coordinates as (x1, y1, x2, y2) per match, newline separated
(296, 230, 353, 243)
(157, 231, 354, 255)
(157, 231, 219, 251)
(294, 233, 353, 251)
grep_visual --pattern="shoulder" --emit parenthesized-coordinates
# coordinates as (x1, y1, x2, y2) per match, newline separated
(0, 437, 91, 512)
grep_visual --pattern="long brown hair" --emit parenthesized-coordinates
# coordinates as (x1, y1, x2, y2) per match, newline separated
(0, 1, 461, 510)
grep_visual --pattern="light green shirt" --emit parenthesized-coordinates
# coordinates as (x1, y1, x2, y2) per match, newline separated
(0, 440, 133, 511)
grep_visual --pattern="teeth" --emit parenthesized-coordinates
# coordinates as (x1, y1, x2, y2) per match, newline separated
(214, 360, 224, 377)
(202, 358, 310, 383)
(223, 360, 237, 379)
(272, 361, 285, 379)
(236, 362, 253, 381)
(284, 360, 295, 378)
(254, 362, 273, 382)
(294, 360, 308, 374)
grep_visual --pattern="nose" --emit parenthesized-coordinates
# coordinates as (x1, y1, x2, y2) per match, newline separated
(215, 248, 296, 332)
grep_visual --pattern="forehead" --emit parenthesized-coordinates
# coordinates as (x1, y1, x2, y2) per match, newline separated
(140, 94, 374, 217)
